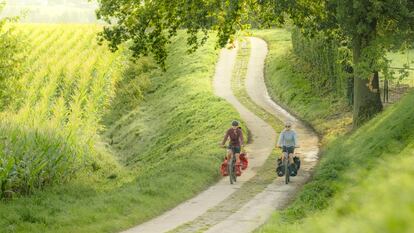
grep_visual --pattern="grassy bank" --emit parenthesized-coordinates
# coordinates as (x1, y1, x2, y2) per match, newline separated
(254, 29, 414, 233)
(0, 25, 241, 233)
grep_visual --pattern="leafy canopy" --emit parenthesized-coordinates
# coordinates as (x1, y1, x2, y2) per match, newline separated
(96, 0, 414, 73)
(95, 0, 251, 68)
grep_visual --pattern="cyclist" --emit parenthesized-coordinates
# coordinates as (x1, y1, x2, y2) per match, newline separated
(277, 121, 298, 165)
(221, 120, 244, 166)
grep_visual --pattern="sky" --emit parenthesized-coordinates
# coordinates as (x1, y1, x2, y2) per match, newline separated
(1, 0, 99, 23)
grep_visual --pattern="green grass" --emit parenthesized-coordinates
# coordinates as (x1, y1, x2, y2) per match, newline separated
(0, 25, 241, 233)
(254, 29, 414, 233)
(387, 49, 414, 85)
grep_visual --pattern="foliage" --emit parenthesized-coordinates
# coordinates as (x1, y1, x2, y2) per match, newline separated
(95, 0, 414, 125)
(95, 0, 251, 68)
(256, 0, 414, 125)
(291, 28, 352, 99)
(0, 7, 26, 110)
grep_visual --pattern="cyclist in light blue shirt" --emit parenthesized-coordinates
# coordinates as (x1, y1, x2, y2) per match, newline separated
(277, 121, 298, 164)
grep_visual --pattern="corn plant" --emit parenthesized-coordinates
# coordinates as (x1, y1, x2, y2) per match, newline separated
(0, 25, 129, 198)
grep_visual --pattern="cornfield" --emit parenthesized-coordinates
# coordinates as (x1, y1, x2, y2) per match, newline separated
(0, 24, 129, 198)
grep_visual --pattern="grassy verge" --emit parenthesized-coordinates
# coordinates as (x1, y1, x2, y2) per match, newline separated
(0, 26, 241, 233)
(254, 29, 414, 233)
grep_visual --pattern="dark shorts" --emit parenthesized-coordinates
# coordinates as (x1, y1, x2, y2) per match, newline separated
(228, 146, 241, 154)
(282, 146, 295, 154)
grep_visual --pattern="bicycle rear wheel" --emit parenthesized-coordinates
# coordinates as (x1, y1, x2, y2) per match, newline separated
(233, 160, 237, 183)
(228, 156, 236, 184)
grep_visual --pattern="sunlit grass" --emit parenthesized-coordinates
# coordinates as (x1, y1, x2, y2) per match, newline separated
(386, 49, 414, 86)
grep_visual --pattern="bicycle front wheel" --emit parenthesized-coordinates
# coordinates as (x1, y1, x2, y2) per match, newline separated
(285, 160, 290, 184)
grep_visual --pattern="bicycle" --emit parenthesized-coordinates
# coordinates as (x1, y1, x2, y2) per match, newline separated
(221, 145, 238, 184)
(226, 145, 238, 184)
(280, 146, 299, 184)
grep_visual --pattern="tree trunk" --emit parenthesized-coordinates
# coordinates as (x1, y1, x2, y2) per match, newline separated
(352, 40, 383, 128)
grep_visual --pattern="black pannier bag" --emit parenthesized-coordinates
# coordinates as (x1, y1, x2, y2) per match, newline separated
(276, 158, 284, 177)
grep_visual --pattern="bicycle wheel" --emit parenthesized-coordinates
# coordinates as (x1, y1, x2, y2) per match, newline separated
(233, 157, 237, 183)
(285, 158, 290, 184)
(228, 157, 233, 184)
(228, 156, 234, 184)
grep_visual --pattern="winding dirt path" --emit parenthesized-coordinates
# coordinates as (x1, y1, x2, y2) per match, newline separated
(121, 37, 319, 233)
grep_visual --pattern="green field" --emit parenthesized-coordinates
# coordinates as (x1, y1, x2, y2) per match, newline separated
(0, 24, 241, 233)
(254, 29, 414, 233)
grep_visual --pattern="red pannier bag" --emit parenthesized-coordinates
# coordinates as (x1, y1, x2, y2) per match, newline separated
(236, 164, 242, 176)
(240, 153, 248, 170)
(220, 158, 228, 176)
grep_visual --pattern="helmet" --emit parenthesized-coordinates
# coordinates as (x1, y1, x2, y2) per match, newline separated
(231, 120, 239, 126)
(285, 120, 292, 127)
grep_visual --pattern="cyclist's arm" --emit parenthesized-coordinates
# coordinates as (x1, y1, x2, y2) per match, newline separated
(277, 132, 284, 148)
(294, 131, 299, 147)
(221, 130, 229, 146)
(239, 129, 244, 147)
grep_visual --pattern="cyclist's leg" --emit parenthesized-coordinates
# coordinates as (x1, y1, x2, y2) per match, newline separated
(288, 146, 295, 164)
(281, 146, 288, 162)
(232, 146, 241, 164)
(226, 147, 233, 160)
(235, 153, 241, 165)
(288, 153, 294, 164)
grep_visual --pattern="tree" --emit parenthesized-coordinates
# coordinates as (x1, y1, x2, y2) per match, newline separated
(95, 0, 414, 127)
(330, 0, 414, 126)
